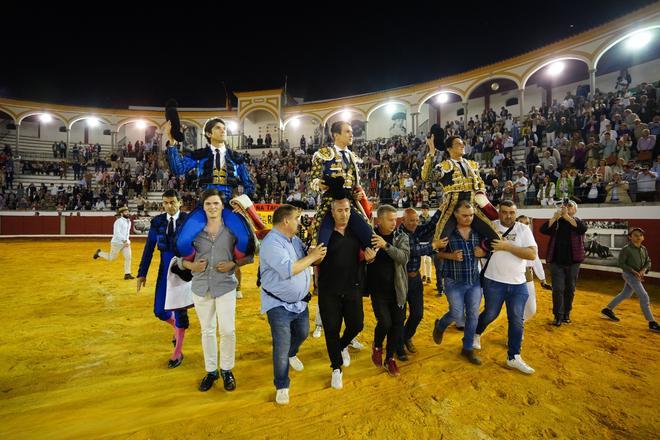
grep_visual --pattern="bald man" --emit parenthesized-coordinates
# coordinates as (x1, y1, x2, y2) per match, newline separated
(396, 207, 447, 358)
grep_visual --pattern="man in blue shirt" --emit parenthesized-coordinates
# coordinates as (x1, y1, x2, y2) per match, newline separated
(259, 205, 327, 405)
(433, 200, 487, 365)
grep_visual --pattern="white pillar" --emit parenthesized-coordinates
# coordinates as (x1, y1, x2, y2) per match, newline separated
(589, 68, 596, 96)
(411, 112, 419, 136)
(518, 89, 525, 118)
(15, 122, 20, 156)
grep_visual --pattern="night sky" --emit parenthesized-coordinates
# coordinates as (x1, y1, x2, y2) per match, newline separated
(1, 0, 656, 109)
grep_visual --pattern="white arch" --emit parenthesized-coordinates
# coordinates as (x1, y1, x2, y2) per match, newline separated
(322, 108, 367, 126)
(115, 117, 161, 132)
(17, 110, 68, 125)
(282, 114, 321, 130)
(240, 107, 280, 123)
(594, 26, 660, 69)
(416, 88, 466, 113)
(68, 115, 113, 130)
(465, 75, 522, 98)
(158, 119, 202, 130)
(366, 100, 411, 121)
(522, 55, 593, 88)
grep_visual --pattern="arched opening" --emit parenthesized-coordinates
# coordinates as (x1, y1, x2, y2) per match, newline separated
(524, 58, 591, 114)
(242, 109, 280, 149)
(282, 115, 321, 151)
(366, 101, 411, 139)
(68, 117, 113, 159)
(323, 109, 367, 144)
(595, 28, 660, 100)
(116, 119, 161, 157)
(17, 113, 69, 160)
(417, 91, 464, 138)
(467, 78, 520, 123)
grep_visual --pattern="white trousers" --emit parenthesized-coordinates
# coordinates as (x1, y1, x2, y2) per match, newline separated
(192, 290, 237, 372)
(421, 255, 433, 279)
(524, 281, 537, 321)
(99, 243, 132, 274)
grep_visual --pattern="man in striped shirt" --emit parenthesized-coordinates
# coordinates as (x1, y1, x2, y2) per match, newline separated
(432, 200, 487, 365)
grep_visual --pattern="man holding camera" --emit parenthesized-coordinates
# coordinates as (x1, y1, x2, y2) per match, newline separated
(540, 200, 588, 326)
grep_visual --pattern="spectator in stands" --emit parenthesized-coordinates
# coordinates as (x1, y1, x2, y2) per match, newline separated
(537, 175, 556, 206)
(605, 172, 631, 203)
(635, 165, 658, 202)
(513, 171, 528, 207)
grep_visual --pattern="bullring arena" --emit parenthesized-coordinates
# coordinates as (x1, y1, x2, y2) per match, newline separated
(1, 4, 660, 440)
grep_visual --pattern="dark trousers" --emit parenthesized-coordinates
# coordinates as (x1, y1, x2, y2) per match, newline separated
(372, 294, 405, 359)
(318, 292, 364, 370)
(399, 274, 423, 353)
(550, 262, 580, 318)
(433, 254, 444, 293)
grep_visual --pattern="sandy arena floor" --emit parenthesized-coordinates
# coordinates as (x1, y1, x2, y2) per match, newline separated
(0, 239, 658, 439)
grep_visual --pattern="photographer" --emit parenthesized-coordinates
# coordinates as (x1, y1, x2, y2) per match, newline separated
(540, 200, 587, 326)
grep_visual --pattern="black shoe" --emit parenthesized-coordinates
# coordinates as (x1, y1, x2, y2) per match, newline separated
(456, 326, 465, 331)
(562, 314, 572, 324)
(461, 348, 482, 365)
(433, 319, 445, 345)
(168, 354, 184, 369)
(396, 351, 409, 362)
(124, 274, 135, 280)
(601, 308, 620, 322)
(220, 369, 236, 391)
(93, 249, 101, 259)
(404, 338, 417, 353)
(650, 321, 660, 333)
(552, 316, 562, 327)
(199, 371, 219, 392)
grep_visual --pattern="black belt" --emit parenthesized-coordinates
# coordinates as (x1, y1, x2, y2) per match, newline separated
(262, 287, 312, 304)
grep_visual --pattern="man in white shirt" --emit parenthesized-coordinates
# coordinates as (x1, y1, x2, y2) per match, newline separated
(513, 171, 529, 207)
(94, 206, 134, 279)
(473, 200, 538, 374)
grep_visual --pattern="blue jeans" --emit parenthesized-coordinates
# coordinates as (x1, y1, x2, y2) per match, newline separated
(266, 306, 309, 389)
(476, 278, 528, 359)
(607, 272, 656, 322)
(437, 278, 482, 350)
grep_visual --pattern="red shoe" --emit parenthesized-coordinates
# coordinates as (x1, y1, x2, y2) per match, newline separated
(385, 358, 400, 376)
(371, 346, 383, 367)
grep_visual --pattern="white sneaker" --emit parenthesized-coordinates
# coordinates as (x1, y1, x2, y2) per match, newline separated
(341, 348, 351, 367)
(236, 290, 243, 299)
(312, 326, 322, 338)
(275, 388, 289, 405)
(350, 338, 365, 350)
(506, 355, 535, 375)
(288, 356, 304, 372)
(331, 369, 343, 389)
(473, 334, 482, 350)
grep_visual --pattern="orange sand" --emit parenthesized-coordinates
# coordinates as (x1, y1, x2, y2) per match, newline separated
(0, 240, 658, 439)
